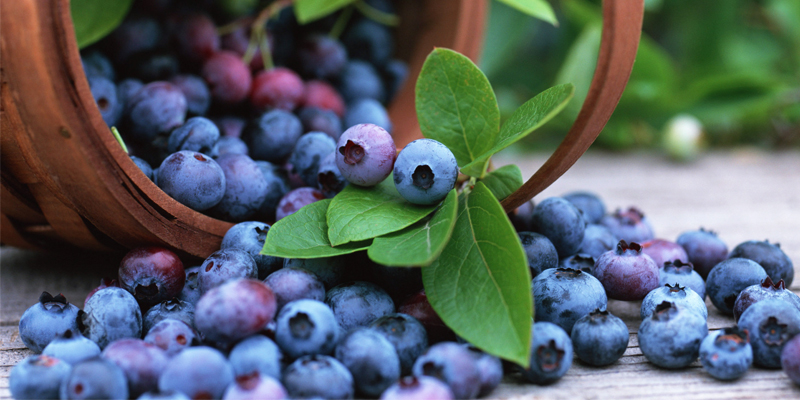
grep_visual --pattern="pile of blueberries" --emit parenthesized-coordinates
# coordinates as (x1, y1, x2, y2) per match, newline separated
(12, 190, 800, 399)
(82, 0, 407, 222)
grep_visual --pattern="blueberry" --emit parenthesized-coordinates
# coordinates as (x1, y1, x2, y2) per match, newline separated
(282, 355, 354, 399)
(158, 346, 234, 399)
(379, 376, 454, 400)
(157, 151, 226, 211)
(118, 79, 144, 109)
(508, 200, 536, 232)
(138, 390, 191, 400)
(641, 238, 689, 269)
(369, 313, 428, 376)
(729, 240, 794, 287)
(102, 338, 169, 397)
(254, 160, 292, 221)
(577, 224, 617, 259)
(80, 287, 142, 349)
(532, 197, 586, 258)
(201, 51, 252, 104)
(250, 67, 305, 112)
(125, 49, 180, 82)
(570, 309, 628, 366)
(676, 228, 728, 279)
(393, 139, 458, 205)
(326, 281, 395, 334)
(344, 98, 392, 133)
(143, 319, 197, 357)
(289, 132, 337, 187)
(242, 109, 303, 163)
(228, 335, 283, 380)
(336, 124, 396, 187)
(170, 74, 211, 116)
(275, 187, 326, 221)
(365, 261, 423, 304)
(195, 279, 277, 344)
(60, 357, 128, 400)
(782, 334, 800, 385)
(284, 256, 349, 289)
(641, 283, 707, 319)
(88, 76, 121, 126)
(463, 345, 503, 397)
(178, 267, 202, 306)
(342, 19, 392, 67)
(222, 221, 283, 280)
(335, 328, 400, 397)
(600, 207, 654, 244)
(705, 257, 768, 315)
(739, 298, 800, 368)
(304, 80, 346, 117)
(42, 330, 101, 365)
(593, 241, 660, 301)
(398, 290, 456, 344)
(295, 34, 348, 79)
(10, 355, 72, 399)
(131, 155, 154, 180)
(118, 246, 186, 310)
(412, 342, 481, 398)
(211, 136, 250, 159)
(558, 253, 595, 274)
(222, 374, 288, 400)
(172, 13, 220, 62)
(19, 292, 81, 353)
(533, 268, 608, 334)
(220, 25, 266, 71)
(522, 322, 573, 385)
(660, 260, 706, 299)
(215, 116, 246, 138)
(210, 154, 269, 221)
(81, 50, 116, 80)
(299, 107, 343, 141)
(142, 299, 195, 334)
(264, 268, 326, 311)
(638, 301, 708, 369)
(125, 81, 187, 143)
(733, 277, 800, 323)
(381, 59, 408, 103)
(275, 299, 339, 359)
(699, 327, 752, 380)
(519, 232, 559, 277)
(167, 117, 220, 153)
(85, 278, 120, 305)
(102, 16, 161, 64)
(317, 152, 348, 198)
(563, 191, 606, 224)
(337, 60, 386, 104)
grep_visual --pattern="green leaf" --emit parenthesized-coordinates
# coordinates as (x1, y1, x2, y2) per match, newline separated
(481, 165, 523, 201)
(460, 84, 574, 173)
(294, 0, 357, 24)
(416, 48, 500, 177)
(261, 199, 371, 258)
(367, 190, 458, 267)
(70, 0, 133, 48)
(495, 0, 558, 26)
(422, 183, 532, 366)
(327, 177, 438, 247)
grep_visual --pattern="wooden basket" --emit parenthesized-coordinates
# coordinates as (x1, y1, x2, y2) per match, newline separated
(0, 0, 644, 259)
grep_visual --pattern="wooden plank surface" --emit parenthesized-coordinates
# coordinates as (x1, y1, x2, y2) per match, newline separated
(1, 149, 799, 399)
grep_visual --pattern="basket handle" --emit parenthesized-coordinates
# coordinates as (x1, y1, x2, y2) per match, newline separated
(500, 0, 645, 212)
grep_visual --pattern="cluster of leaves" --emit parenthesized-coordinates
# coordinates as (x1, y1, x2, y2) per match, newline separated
(262, 48, 573, 366)
(483, 0, 800, 151)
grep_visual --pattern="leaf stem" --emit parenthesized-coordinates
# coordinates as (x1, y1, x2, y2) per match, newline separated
(329, 5, 354, 39)
(354, 0, 400, 26)
(111, 127, 128, 154)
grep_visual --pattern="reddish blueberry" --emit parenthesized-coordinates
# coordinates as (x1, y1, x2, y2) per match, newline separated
(118, 246, 185, 310)
(303, 80, 345, 117)
(194, 279, 277, 344)
(250, 68, 305, 112)
(202, 51, 253, 105)
(102, 338, 169, 397)
(335, 124, 396, 187)
(275, 187, 325, 221)
(593, 240, 660, 301)
(600, 207, 654, 244)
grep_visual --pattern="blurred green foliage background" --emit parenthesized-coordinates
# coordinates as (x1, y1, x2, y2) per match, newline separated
(481, 0, 800, 152)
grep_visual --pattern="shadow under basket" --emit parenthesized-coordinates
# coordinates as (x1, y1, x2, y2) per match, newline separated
(0, 0, 644, 259)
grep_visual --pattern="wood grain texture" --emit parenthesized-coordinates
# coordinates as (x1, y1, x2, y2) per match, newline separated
(502, 0, 645, 212)
(2, 150, 799, 399)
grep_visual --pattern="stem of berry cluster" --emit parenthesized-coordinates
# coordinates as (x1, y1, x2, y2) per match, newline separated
(329, 6, 354, 39)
